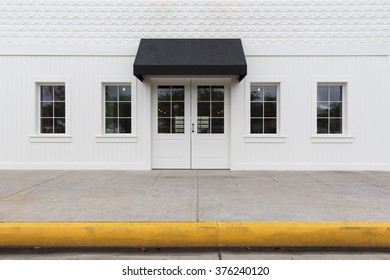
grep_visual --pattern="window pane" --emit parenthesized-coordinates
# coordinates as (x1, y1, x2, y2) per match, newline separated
(264, 119, 277, 134)
(41, 118, 53, 133)
(317, 118, 329, 134)
(330, 86, 342, 101)
(119, 118, 131, 133)
(41, 102, 53, 117)
(251, 86, 263, 101)
(251, 119, 263, 134)
(251, 102, 263, 117)
(264, 102, 276, 117)
(158, 118, 170, 133)
(317, 86, 329, 102)
(172, 86, 184, 101)
(105, 102, 118, 117)
(330, 118, 342, 134)
(54, 86, 65, 101)
(198, 86, 210, 101)
(198, 102, 210, 117)
(172, 117, 185, 133)
(105, 118, 118, 133)
(197, 117, 210, 133)
(41, 86, 53, 101)
(212, 102, 224, 117)
(172, 102, 184, 117)
(211, 118, 224, 133)
(158, 86, 171, 101)
(119, 102, 131, 117)
(330, 102, 342, 117)
(54, 118, 65, 133)
(105, 86, 118, 101)
(317, 102, 329, 118)
(211, 86, 224, 101)
(158, 102, 170, 117)
(264, 86, 277, 101)
(54, 102, 65, 118)
(119, 86, 131, 101)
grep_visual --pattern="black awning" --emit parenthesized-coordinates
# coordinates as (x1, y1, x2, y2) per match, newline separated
(133, 39, 247, 82)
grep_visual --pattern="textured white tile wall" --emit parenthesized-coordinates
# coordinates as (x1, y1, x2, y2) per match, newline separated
(0, 0, 389, 46)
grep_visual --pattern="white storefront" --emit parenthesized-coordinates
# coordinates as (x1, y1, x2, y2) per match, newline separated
(0, 0, 390, 170)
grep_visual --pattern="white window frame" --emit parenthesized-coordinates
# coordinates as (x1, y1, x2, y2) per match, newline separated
(29, 76, 71, 143)
(311, 76, 354, 143)
(95, 77, 137, 143)
(244, 76, 286, 143)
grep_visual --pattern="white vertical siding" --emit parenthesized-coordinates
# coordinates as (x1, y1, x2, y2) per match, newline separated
(1, 55, 389, 170)
(0, 55, 150, 169)
(232, 55, 390, 170)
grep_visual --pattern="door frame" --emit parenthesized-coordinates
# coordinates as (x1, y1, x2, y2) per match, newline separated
(150, 77, 232, 169)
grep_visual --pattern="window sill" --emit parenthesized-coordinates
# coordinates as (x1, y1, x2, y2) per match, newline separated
(95, 135, 138, 143)
(311, 135, 354, 143)
(244, 135, 287, 143)
(29, 135, 72, 143)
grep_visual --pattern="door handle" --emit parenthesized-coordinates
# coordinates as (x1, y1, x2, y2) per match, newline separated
(192, 123, 194, 133)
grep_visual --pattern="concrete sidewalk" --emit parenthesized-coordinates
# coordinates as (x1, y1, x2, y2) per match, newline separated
(1, 170, 390, 222)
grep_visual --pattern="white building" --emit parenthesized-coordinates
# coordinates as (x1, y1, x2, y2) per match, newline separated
(1, 0, 390, 170)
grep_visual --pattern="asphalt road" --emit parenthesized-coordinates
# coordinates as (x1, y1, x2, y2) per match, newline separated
(1, 247, 390, 260)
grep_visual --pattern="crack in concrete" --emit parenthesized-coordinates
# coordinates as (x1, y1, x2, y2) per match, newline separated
(228, 171, 239, 188)
(0, 171, 16, 177)
(0, 171, 74, 201)
(102, 171, 126, 186)
(335, 171, 390, 194)
(263, 171, 282, 186)
(151, 170, 163, 187)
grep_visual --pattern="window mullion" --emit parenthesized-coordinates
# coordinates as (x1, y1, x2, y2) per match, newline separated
(328, 86, 330, 134)
(117, 86, 120, 134)
(52, 86, 55, 133)
(262, 86, 265, 134)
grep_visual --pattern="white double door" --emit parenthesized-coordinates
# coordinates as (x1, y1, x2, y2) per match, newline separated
(152, 79, 230, 169)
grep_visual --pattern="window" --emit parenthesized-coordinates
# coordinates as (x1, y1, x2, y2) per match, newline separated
(250, 85, 277, 134)
(197, 85, 224, 134)
(105, 85, 132, 134)
(40, 85, 65, 134)
(317, 85, 343, 134)
(157, 85, 185, 134)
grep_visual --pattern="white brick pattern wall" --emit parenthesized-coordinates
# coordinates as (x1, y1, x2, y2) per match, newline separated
(0, 0, 389, 45)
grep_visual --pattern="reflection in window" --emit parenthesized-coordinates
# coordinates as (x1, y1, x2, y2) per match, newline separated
(158, 86, 185, 133)
(40, 85, 65, 133)
(197, 86, 224, 134)
(317, 85, 342, 134)
(250, 85, 277, 134)
(105, 85, 131, 134)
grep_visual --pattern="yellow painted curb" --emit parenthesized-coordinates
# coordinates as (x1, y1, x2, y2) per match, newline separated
(0, 222, 390, 247)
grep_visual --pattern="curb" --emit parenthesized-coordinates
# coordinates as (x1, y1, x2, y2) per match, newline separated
(1, 222, 390, 247)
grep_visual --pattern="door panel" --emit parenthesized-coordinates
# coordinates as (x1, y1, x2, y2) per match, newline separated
(152, 82, 191, 169)
(191, 82, 230, 169)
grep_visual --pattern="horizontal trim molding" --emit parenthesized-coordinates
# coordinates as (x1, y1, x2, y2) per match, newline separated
(29, 135, 72, 143)
(1, 44, 390, 56)
(311, 135, 355, 143)
(244, 135, 287, 143)
(95, 135, 138, 143)
(0, 162, 149, 170)
(233, 163, 390, 171)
